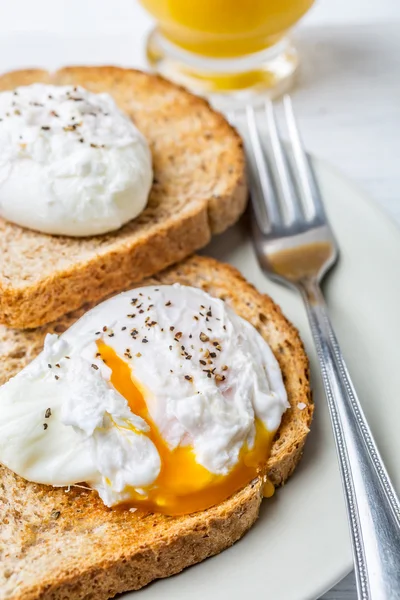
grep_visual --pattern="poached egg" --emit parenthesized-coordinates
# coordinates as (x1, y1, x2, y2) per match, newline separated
(0, 285, 288, 515)
(0, 84, 152, 236)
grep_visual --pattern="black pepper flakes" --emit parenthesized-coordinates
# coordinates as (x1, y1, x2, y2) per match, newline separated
(50, 509, 61, 520)
(43, 423, 48, 430)
(45, 408, 52, 419)
(185, 375, 193, 382)
(142, 338, 148, 343)
(91, 364, 99, 370)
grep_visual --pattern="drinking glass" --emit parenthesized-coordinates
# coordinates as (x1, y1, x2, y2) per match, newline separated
(140, 0, 315, 106)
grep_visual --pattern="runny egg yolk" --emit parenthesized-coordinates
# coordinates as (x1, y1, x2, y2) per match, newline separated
(97, 342, 275, 515)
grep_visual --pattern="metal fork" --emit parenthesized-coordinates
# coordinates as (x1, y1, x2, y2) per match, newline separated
(234, 98, 400, 600)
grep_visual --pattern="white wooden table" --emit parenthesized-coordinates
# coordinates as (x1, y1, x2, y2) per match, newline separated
(1, 1, 399, 598)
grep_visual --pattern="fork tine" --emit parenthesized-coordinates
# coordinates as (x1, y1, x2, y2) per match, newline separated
(265, 100, 304, 225)
(245, 105, 281, 232)
(229, 108, 269, 231)
(283, 96, 326, 223)
(226, 110, 235, 125)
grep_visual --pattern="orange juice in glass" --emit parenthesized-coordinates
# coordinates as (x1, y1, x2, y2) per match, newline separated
(140, 0, 315, 104)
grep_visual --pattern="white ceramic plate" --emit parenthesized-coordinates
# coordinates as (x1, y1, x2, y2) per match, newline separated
(131, 158, 400, 600)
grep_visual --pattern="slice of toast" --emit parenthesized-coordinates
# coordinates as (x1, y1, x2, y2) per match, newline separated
(0, 67, 247, 329)
(0, 256, 312, 600)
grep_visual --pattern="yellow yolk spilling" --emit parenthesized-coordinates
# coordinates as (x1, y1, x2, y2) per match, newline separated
(97, 342, 274, 515)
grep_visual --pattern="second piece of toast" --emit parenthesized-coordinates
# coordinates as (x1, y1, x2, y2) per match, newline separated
(0, 255, 312, 600)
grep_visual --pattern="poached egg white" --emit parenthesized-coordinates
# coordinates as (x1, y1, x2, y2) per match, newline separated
(0, 285, 288, 515)
(0, 84, 152, 236)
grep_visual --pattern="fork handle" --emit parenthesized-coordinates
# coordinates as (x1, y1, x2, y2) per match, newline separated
(299, 278, 400, 600)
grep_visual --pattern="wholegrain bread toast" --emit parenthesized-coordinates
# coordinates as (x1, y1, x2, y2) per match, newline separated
(0, 67, 247, 329)
(0, 256, 312, 600)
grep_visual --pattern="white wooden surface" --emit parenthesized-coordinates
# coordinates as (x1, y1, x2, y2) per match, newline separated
(1, 1, 399, 598)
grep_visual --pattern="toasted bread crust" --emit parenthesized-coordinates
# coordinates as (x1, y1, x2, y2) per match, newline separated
(0, 256, 312, 600)
(0, 67, 247, 329)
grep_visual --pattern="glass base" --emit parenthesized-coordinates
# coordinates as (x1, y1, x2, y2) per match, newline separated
(146, 28, 298, 110)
